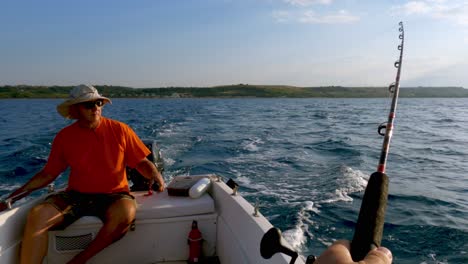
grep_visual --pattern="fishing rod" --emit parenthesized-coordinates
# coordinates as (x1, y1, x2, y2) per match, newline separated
(260, 22, 405, 264)
(350, 21, 405, 261)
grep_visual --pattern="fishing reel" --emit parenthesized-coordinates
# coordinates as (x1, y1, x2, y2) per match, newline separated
(260, 227, 317, 264)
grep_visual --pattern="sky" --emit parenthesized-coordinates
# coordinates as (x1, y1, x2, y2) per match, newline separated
(1, 0, 468, 88)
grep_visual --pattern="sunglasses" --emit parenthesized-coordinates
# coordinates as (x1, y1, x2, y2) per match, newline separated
(80, 100, 104, 109)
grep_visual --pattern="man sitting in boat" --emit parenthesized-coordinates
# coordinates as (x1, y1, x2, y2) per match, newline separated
(6, 84, 165, 264)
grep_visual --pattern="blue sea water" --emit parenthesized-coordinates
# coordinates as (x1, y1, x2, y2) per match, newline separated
(0, 98, 467, 263)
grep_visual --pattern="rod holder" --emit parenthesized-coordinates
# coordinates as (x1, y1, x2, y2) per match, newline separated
(253, 199, 260, 217)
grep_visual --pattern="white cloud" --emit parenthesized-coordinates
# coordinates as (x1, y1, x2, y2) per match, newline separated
(284, 0, 333, 6)
(300, 9, 359, 24)
(275, 0, 359, 24)
(397, 1, 432, 15)
(392, 0, 468, 26)
(272, 10, 293, 23)
(273, 9, 359, 24)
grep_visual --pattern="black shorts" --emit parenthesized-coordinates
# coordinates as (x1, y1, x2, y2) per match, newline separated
(43, 191, 135, 229)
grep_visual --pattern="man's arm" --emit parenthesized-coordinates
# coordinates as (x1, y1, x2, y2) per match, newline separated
(135, 158, 165, 192)
(0, 169, 58, 211)
(10, 169, 58, 198)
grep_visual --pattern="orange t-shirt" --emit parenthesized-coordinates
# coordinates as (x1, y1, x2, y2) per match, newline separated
(43, 117, 150, 193)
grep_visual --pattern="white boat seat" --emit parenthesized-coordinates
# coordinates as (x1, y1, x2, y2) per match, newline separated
(135, 190, 215, 219)
(65, 190, 215, 228)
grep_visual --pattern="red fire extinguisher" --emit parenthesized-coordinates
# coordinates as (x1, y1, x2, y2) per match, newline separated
(188, 220, 202, 263)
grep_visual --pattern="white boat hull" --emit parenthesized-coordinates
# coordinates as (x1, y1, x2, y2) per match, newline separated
(0, 175, 304, 264)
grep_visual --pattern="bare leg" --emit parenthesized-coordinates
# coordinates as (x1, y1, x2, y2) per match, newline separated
(67, 198, 136, 264)
(20, 203, 65, 264)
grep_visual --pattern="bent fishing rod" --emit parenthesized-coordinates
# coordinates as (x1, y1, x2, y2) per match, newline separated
(350, 21, 405, 261)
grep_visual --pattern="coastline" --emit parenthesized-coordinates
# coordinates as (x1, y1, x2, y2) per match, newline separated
(1, 85, 468, 98)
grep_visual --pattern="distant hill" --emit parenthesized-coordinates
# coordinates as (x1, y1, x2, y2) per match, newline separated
(1, 84, 468, 98)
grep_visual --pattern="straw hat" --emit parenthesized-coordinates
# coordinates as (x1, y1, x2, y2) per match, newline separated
(57, 84, 111, 119)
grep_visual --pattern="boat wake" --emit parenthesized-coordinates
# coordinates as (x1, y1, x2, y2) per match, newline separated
(281, 166, 369, 252)
(320, 166, 368, 204)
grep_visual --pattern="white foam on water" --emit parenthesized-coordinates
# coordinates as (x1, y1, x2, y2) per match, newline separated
(163, 157, 175, 166)
(266, 214, 281, 222)
(321, 189, 354, 204)
(317, 237, 334, 247)
(235, 175, 272, 195)
(0, 183, 22, 195)
(236, 175, 252, 185)
(283, 202, 320, 252)
(340, 166, 368, 190)
(283, 210, 308, 251)
(283, 226, 307, 251)
(242, 137, 264, 152)
(166, 168, 191, 178)
(157, 124, 177, 137)
(304, 201, 320, 214)
(321, 166, 368, 204)
(423, 253, 449, 264)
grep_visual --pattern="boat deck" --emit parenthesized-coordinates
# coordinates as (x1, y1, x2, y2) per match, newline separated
(0, 175, 300, 264)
